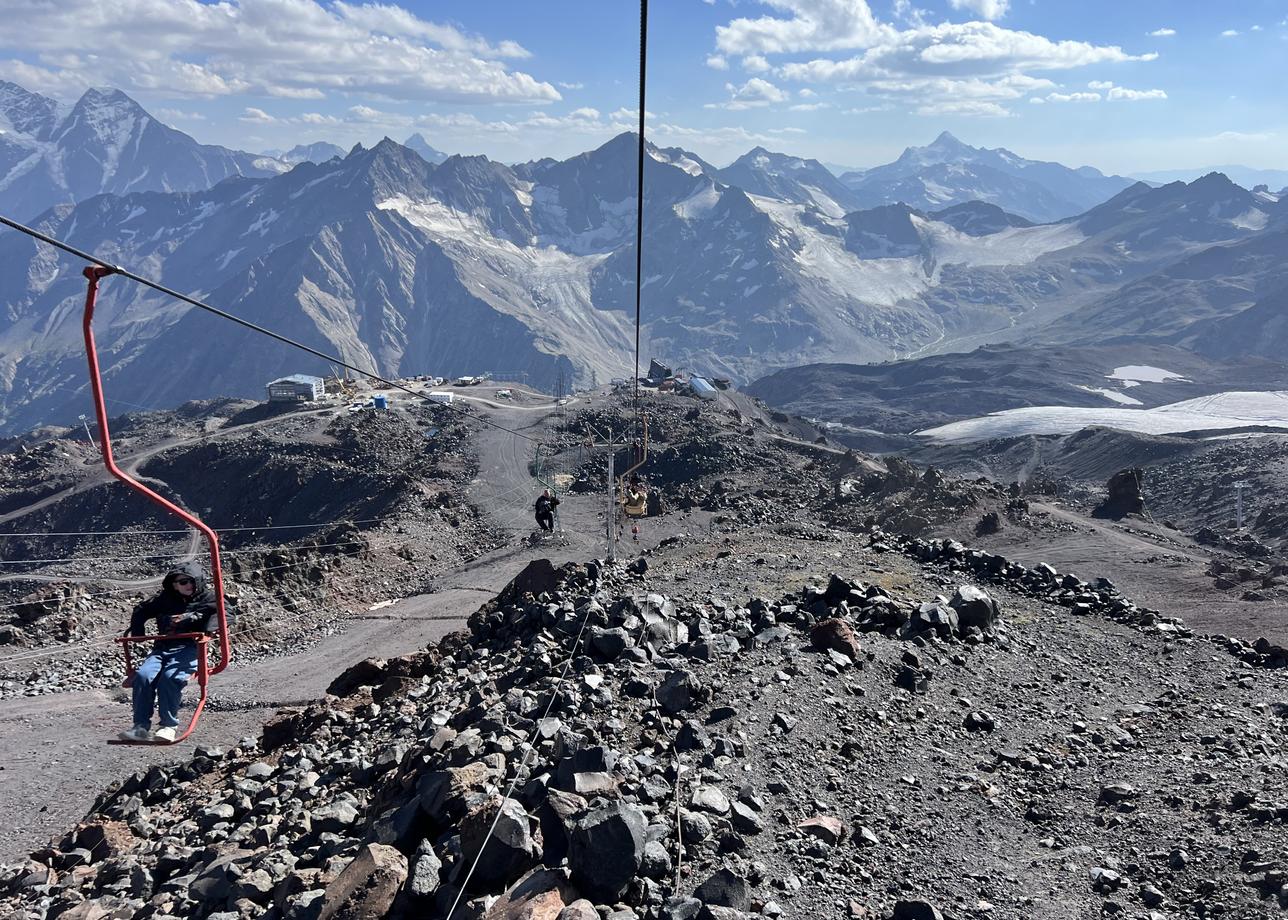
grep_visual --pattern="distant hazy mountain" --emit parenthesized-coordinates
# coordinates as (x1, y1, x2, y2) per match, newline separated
(402, 133, 450, 164)
(278, 142, 346, 165)
(1134, 165, 1288, 192)
(0, 81, 286, 221)
(716, 147, 861, 217)
(837, 131, 1136, 222)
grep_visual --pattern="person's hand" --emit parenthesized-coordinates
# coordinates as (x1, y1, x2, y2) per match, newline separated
(170, 614, 198, 632)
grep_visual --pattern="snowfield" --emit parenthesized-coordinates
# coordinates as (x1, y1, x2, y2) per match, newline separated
(918, 391, 1288, 442)
(1108, 365, 1189, 386)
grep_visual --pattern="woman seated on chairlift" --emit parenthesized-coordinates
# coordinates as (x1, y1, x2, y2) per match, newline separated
(118, 562, 217, 742)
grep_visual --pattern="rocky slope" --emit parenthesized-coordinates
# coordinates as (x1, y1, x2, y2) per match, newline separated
(745, 344, 1288, 442)
(1, 525, 1283, 920)
(0, 385, 1285, 919)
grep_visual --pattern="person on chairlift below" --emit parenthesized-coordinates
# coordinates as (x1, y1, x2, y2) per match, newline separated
(119, 561, 217, 742)
(534, 489, 560, 532)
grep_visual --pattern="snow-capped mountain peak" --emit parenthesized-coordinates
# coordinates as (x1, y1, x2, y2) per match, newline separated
(0, 80, 286, 221)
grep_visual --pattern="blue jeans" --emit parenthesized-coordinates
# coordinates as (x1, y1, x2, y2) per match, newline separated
(132, 643, 199, 728)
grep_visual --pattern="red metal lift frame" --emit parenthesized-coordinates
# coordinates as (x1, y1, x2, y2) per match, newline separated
(81, 266, 230, 745)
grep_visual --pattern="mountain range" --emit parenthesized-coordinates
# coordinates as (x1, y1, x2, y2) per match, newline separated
(835, 132, 1139, 222)
(1133, 165, 1288, 192)
(0, 82, 288, 221)
(0, 80, 1284, 434)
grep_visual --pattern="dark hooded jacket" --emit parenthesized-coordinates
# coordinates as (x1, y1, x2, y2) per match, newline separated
(128, 561, 218, 650)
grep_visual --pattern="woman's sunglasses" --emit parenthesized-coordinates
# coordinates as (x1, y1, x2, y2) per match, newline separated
(174, 577, 195, 586)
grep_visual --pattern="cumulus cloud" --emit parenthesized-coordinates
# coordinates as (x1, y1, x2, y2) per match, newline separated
(1088, 80, 1115, 90)
(1107, 86, 1166, 101)
(1148, 28, 1176, 37)
(715, 0, 890, 56)
(706, 76, 790, 109)
(742, 54, 771, 72)
(710, 0, 1157, 118)
(789, 101, 830, 110)
(948, 0, 1010, 21)
(706, 54, 730, 70)
(1221, 29, 1239, 37)
(1046, 91, 1100, 102)
(239, 107, 276, 124)
(155, 107, 205, 121)
(917, 98, 1010, 117)
(0, 0, 560, 104)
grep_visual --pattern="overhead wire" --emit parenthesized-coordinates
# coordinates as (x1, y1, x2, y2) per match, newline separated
(0, 518, 388, 538)
(449, 3, 651, 912)
(0, 214, 542, 445)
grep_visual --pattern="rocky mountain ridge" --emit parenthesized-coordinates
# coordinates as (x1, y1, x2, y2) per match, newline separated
(0, 82, 287, 221)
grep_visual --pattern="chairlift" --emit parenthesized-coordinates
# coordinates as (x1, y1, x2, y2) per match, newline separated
(81, 267, 231, 746)
(617, 417, 650, 518)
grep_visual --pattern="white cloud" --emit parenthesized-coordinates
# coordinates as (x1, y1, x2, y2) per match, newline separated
(742, 54, 771, 72)
(716, 0, 890, 56)
(707, 76, 790, 110)
(1028, 96, 1044, 104)
(917, 98, 1011, 117)
(712, 1, 1157, 119)
(155, 107, 205, 121)
(558, 81, 584, 90)
(239, 106, 276, 124)
(1046, 91, 1100, 102)
(706, 54, 730, 70)
(1251, 25, 1263, 31)
(846, 73, 1051, 118)
(948, 0, 1010, 21)
(892, 0, 928, 28)
(0, 0, 560, 104)
(1203, 130, 1275, 142)
(1148, 28, 1176, 37)
(1088, 80, 1114, 90)
(1221, 29, 1239, 37)
(789, 101, 830, 110)
(1107, 86, 1167, 101)
(798, 87, 817, 97)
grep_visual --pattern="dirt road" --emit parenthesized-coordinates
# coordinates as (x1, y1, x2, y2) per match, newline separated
(942, 501, 1288, 645)
(0, 391, 688, 864)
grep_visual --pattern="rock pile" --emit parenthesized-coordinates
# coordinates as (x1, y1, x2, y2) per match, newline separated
(2, 533, 1287, 919)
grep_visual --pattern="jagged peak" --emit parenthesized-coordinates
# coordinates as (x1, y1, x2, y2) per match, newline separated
(76, 85, 142, 108)
(929, 130, 967, 148)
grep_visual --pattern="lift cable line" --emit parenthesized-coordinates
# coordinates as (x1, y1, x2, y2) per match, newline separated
(0, 214, 542, 446)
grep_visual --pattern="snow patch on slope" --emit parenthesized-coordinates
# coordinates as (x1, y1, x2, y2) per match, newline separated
(920, 391, 1288, 442)
(916, 216, 1084, 267)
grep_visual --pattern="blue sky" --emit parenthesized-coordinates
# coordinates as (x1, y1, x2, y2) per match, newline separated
(1, 0, 1285, 174)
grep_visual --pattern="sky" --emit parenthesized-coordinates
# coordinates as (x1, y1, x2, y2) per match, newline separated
(1, 0, 1285, 175)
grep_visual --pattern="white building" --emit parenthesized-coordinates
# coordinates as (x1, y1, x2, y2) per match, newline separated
(266, 374, 325, 402)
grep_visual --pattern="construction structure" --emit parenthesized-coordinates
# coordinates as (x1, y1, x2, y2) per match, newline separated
(265, 374, 324, 403)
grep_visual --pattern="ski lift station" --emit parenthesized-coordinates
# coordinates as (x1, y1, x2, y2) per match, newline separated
(265, 374, 325, 403)
(690, 376, 718, 401)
